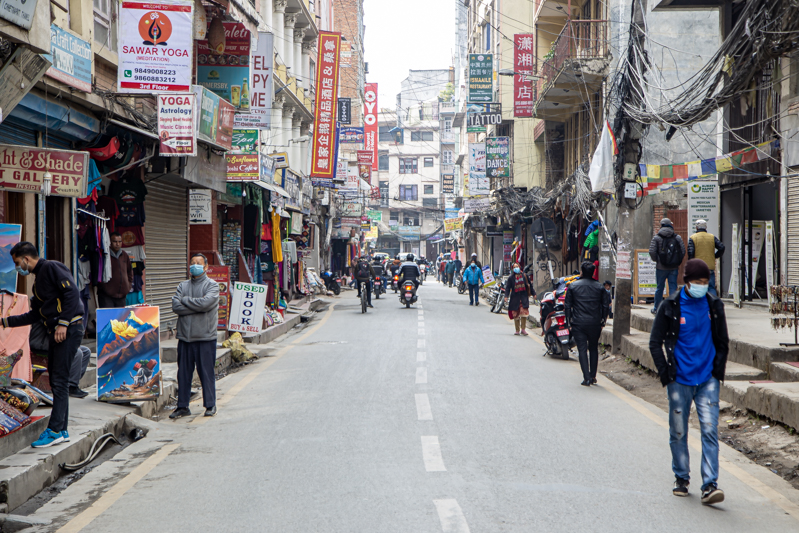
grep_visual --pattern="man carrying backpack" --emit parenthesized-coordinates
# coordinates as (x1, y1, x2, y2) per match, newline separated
(354, 256, 374, 308)
(649, 218, 686, 314)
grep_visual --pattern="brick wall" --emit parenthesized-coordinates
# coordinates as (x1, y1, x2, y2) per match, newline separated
(334, 0, 364, 127)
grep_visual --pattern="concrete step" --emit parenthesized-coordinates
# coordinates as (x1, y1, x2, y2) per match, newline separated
(721, 381, 799, 432)
(725, 362, 767, 381)
(770, 362, 799, 382)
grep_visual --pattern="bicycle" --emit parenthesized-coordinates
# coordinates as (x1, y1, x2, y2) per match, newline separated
(360, 281, 368, 313)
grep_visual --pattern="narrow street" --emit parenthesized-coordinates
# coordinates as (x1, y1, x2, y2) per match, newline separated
(28, 284, 799, 532)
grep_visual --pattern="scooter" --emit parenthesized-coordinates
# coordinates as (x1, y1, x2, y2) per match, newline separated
(540, 291, 574, 360)
(420, 264, 427, 283)
(400, 280, 418, 308)
(374, 275, 384, 299)
(392, 274, 400, 293)
(490, 279, 507, 313)
(320, 271, 341, 295)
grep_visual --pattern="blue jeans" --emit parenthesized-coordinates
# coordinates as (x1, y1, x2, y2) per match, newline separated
(654, 269, 678, 311)
(667, 377, 720, 489)
(468, 283, 480, 304)
(708, 271, 717, 297)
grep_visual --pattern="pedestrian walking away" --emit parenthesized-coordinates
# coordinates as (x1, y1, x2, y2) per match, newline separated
(462, 258, 484, 306)
(446, 259, 456, 287)
(564, 261, 610, 386)
(649, 259, 729, 505)
(504, 262, 534, 335)
(170, 253, 220, 419)
(354, 255, 375, 308)
(649, 218, 686, 314)
(687, 219, 725, 297)
(1, 242, 84, 448)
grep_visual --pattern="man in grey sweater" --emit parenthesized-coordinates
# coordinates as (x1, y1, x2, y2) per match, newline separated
(170, 253, 220, 419)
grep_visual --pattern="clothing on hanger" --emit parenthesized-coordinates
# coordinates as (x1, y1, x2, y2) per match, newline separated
(1, 293, 32, 382)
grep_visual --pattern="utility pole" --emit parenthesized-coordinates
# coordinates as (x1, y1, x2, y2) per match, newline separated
(611, 0, 647, 354)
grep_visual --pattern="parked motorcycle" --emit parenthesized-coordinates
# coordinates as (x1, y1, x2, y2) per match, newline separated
(320, 271, 341, 295)
(400, 280, 418, 308)
(540, 290, 573, 360)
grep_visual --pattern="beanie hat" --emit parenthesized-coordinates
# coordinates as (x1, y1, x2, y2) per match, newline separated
(684, 259, 710, 283)
(660, 218, 673, 227)
(695, 219, 707, 230)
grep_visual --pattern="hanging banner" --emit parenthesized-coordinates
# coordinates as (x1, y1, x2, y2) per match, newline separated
(234, 31, 273, 128)
(0, 145, 88, 197)
(513, 34, 535, 117)
(338, 97, 351, 124)
(196, 21, 251, 111)
(310, 31, 342, 178)
(468, 142, 488, 196)
(357, 150, 373, 185)
(226, 153, 259, 180)
(364, 83, 378, 170)
(340, 127, 364, 144)
(444, 218, 463, 232)
(485, 137, 510, 178)
(157, 93, 196, 156)
(468, 54, 493, 103)
(687, 180, 719, 237)
(45, 25, 93, 92)
(118, 0, 194, 93)
(229, 282, 267, 335)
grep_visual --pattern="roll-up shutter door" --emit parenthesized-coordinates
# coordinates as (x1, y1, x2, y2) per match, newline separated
(145, 181, 188, 330)
(787, 178, 799, 285)
(0, 118, 37, 146)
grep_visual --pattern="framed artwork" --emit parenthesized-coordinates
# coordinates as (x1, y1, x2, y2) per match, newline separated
(0, 224, 22, 293)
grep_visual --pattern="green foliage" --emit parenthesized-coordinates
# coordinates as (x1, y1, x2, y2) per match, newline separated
(438, 83, 454, 102)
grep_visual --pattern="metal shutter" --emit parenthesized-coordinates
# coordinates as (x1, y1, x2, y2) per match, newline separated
(0, 118, 37, 146)
(144, 181, 188, 330)
(787, 178, 799, 285)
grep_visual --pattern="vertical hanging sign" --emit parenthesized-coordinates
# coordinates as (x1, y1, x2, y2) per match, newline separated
(234, 32, 273, 129)
(363, 83, 378, 171)
(513, 34, 534, 117)
(468, 54, 493, 103)
(310, 31, 342, 178)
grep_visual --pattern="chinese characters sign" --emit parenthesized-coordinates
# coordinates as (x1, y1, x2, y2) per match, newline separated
(310, 31, 342, 178)
(513, 34, 535, 117)
(486, 137, 510, 178)
(363, 83, 378, 170)
(468, 54, 493, 103)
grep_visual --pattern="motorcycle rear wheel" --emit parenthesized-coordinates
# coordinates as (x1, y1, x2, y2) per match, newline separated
(406, 301, 411, 308)
(332, 285, 340, 295)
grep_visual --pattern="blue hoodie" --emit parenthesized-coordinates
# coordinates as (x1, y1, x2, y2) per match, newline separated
(673, 287, 716, 386)
(462, 263, 484, 285)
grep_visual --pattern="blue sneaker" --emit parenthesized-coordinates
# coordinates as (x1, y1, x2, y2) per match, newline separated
(61, 431, 70, 442)
(31, 429, 65, 448)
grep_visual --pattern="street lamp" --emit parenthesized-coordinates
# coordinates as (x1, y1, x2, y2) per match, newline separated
(498, 69, 540, 81)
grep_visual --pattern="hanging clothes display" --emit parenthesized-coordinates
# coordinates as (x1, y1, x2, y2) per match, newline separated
(1, 293, 32, 382)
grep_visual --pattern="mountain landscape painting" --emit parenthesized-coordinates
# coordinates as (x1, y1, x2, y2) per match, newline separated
(96, 306, 161, 403)
(0, 224, 22, 293)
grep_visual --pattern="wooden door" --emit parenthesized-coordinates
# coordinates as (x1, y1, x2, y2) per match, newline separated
(667, 209, 688, 286)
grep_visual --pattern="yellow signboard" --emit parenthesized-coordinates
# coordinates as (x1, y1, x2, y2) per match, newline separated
(444, 218, 463, 232)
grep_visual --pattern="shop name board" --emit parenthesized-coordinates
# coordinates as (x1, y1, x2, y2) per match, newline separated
(0, 0, 38, 30)
(339, 127, 364, 143)
(513, 34, 535, 117)
(338, 97, 351, 124)
(485, 137, 510, 178)
(234, 31, 273, 129)
(442, 174, 454, 193)
(363, 83, 378, 170)
(466, 104, 502, 129)
(310, 31, 341, 178)
(468, 54, 493, 103)
(226, 152, 259, 180)
(45, 25, 92, 92)
(444, 218, 463, 232)
(0, 145, 88, 197)
(281, 169, 302, 211)
(464, 197, 490, 213)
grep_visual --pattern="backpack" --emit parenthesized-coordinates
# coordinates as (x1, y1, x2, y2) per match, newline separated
(658, 235, 684, 268)
(356, 261, 370, 278)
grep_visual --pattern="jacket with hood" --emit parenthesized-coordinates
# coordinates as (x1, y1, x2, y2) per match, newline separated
(172, 273, 219, 342)
(462, 263, 484, 285)
(649, 225, 686, 270)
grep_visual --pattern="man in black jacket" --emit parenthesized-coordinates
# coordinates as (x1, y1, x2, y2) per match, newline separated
(564, 261, 610, 387)
(649, 259, 729, 505)
(1, 242, 84, 448)
(354, 256, 375, 308)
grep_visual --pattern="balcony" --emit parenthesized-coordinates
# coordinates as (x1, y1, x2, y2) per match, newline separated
(534, 20, 610, 121)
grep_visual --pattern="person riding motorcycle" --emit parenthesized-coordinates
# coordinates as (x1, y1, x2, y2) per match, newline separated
(398, 253, 422, 288)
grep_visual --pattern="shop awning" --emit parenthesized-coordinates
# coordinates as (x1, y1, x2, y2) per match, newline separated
(108, 118, 160, 140)
(249, 180, 291, 198)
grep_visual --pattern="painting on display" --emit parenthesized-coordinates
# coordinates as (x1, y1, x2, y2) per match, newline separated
(0, 224, 21, 293)
(96, 306, 161, 403)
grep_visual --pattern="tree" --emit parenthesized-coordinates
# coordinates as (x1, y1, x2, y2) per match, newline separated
(438, 83, 454, 102)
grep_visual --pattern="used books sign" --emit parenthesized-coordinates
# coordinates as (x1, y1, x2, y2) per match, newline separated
(228, 282, 267, 335)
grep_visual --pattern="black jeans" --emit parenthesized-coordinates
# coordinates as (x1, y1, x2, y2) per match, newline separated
(572, 323, 602, 381)
(98, 293, 127, 308)
(177, 339, 217, 409)
(48, 322, 85, 432)
(356, 279, 372, 305)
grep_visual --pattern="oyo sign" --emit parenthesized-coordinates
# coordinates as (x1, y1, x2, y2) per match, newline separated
(363, 83, 378, 170)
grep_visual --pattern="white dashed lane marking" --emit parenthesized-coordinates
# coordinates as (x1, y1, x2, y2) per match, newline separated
(421, 436, 446, 471)
(418, 339, 425, 348)
(415, 393, 433, 420)
(416, 367, 428, 384)
(417, 351, 426, 362)
(434, 499, 471, 532)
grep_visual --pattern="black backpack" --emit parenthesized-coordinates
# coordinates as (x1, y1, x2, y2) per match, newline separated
(356, 261, 370, 278)
(658, 235, 683, 268)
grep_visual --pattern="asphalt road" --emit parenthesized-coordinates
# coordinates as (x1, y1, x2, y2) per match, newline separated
(31, 281, 799, 532)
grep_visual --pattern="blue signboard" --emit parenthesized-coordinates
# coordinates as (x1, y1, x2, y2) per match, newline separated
(44, 25, 92, 92)
(339, 127, 364, 144)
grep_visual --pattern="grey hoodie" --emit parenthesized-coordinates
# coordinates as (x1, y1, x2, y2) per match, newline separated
(172, 273, 220, 342)
(649, 225, 686, 271)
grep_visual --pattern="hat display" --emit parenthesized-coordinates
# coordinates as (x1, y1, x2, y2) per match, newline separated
(87, 137, 120, 161)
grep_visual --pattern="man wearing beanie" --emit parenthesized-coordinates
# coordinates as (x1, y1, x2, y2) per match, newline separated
(650, 258, 729, 505)
(649, 218, 686, 314)
(688, 219, 725, 296)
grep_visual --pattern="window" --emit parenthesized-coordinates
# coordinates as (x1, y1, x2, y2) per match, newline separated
(379, 125, 394, 142)
(380, 182, 389, 207)
(424, 185, 434, 195)
(94, 0, 117, 52)
(399, 158, 418, 174)
(378, 151, 389, 171)
(411, 131, 434, 142)
(422, 198, 438, 208)
(443, 118, 452, 133)
(442, 150, 453, 165)
(404, 216, 419, 225)
(399, 185, 418, 201)
(424, 157, 434, 168)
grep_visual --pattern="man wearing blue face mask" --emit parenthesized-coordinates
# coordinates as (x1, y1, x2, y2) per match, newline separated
(170, 253, 220, 419)
(650, 259, 729, 506)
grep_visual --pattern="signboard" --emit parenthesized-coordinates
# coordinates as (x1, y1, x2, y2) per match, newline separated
(466, 103, 502, 131)
(229, 282, 267, 335)
(0, 48, 51, 125)
(687, 180, 719, 237)
(340, 127, 364, 143)
(503, 231, 513, 262)
(468, 143, 488, 196)
(485, 137, 510, 178)
(216, 98, 235, 150)
(340, 202, 361, 216)
(197, 21, 251, 111)
(234, 32, 273, 128)
(118, 0, 194, 93)
(513, 34, 535, 117)
(207, 265, 230, 329)
(45, 25, 92, 92)
(260, 154, 275, 183)
(464, 197, 490, 213)
(338, 97, 351, 124)
(398, 225, 421, 239)
(340, 41, 352, 68)
(468, 54, 493, 102)
(193, 85, 234, 150)
(226, 152, 259, 180)
(367, 210, 382, 222)
(0, 145, 88, 197)
(0, 0, 38, 29)
(482, 265, 496, 287)
(635, 250, 657, 299)
(442, 174, 455, 194)
(281, 169, 302, 211)
(766, 221, 775, 306)
(616, 251, 632, 280)
(157, 93, 196, 156)
(310, 31, 342, 178)
(363, 83, 378, 170)
(335, 159, 348, 182)
(729, 223, 740, 305)
(357, 150, 373, 185)
(444, 218, 463, 232)
(272, 152, 288, 169)
(189, 189, 212, 224)
(232, 129, 259, 151)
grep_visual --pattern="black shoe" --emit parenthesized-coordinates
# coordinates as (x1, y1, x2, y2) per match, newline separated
(68, 387, 89, 398)
(581, 379, 591, 387)
(591, 378, 598, 385)
(673, 477, 690, 497)
(169, 407, 191, 419)
(204, 406, 217, 417)
(701, 484, 724, 505)
(367, 304, 374, 308)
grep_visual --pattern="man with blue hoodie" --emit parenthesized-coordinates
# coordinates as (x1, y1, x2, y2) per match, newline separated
(462, 258, 484, 305)
(650, 259, 729, 506)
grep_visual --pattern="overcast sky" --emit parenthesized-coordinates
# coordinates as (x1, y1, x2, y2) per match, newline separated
(363, 0, 455, 108)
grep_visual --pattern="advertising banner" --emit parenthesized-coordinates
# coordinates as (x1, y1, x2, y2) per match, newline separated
(193, 85, 234, 150)
(197, 22, 251, 111)
(207, 265, 230, 329)
(229, 282, 267, 335)
(0, 145, 87, 197)
(338, 97, 351, 124)
(766, 221, 775, 306)
(363, 83, 378, 170)
(281, 169, 302, 211)
(468, 143, 488, 196)
(357, 150, 373, 185)
(234, 32, 272, 129)
(444, 218, 463, 232)
(340, 127, 364, 143)
(513, 34, 535, 117)
(485, 137, 510, 178)
(340, 41, 352, 68)
(157, 93, 196, 156)
(367, 210, 382, 222)
(118, 0, 193, 93)
(482, 265, 496, 287)
(335, 159, 348, 182)
(464, 197, 490, 213)
(45, 25, 92, 92)
(687, 180, 719, 237)
(232, 129, 259, 151)
(216, 98, 235, 150)
(468, 54, 493, 102)
(310, 31, 342, 178)
(226, 153, 259, 180)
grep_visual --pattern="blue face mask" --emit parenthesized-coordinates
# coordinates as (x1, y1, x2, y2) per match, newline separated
(15, 265, 29, 276)
(513, 267, 521, 274)
(686, 283, 709, 298)
(190, 264, 205, 277)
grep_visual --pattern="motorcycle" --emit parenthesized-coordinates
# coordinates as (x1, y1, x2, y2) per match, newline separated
(420, 264, 427, 283)
(400, 280, 418, 308)
(374, 275, 384, 299)
(540, 290, 573, 360)
(490, 278, 507, 314)
(320, 271, 341, 295)
(456, 273, 466, 294)
(392, 273, 400, 293)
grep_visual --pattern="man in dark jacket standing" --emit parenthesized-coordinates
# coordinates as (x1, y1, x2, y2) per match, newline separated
(687, 219, 725, 297)
(564, 261, 610, 386)
(649, 259, 729, 505)
(649, 218, 686, 314)
(98, 232, 133, 308)
(2, 242, 84, 447)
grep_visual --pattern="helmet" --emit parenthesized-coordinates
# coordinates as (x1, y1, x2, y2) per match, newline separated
(471, 253, 477, 258)
(406, 253, 415, 262)
(395, 254, 400, 260)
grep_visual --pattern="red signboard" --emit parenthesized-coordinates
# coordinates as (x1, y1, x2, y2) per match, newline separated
(363, 83, 378, 170)
(357, 150, 373, 185)
(226, 153, 259, 180)
(513, 34, 535, 118)
(0, 145, 88, 197)
(310, 31, 342, 178)
(207, 265, 230, 329)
